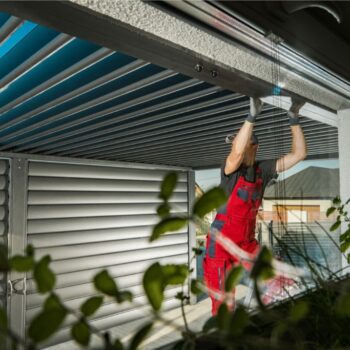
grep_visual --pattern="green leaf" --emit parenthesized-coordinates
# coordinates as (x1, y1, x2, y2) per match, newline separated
(143, 263, 187, 311)
(289, 301, 309, 323)
(347, 253, 350, 264)
(26, 244, 35, 257)
(113, 338, 124, 350)
(116, 291, 133, 304)
(333, 196, 341, 205)
(330, 220, 341, 232)
(94, 270, 118, 296)
(143, 263, 164, 311)
(159, 172, 178, 201)
(44, 293, 64, 311)
(175, 291, 185, 300)
(162, 264, 188, 285)
(103, 332, 112, 349)
(192, 247, 203, 256)
(202, 316, 218, 333)
(192, 187, 227, 218)
(340, 239, 350, 253)
(10, 255, 34, 272)
(71, 320, 90, 346)
(190, 279, 202, 295)
(28, 309, 67, 342)
(81, 296, 104, 317)
(217, 303, 230, 330)
(340, 229, 350, 243)
(346, 198, 350, 205)
(157, 203, 171, 218)
(150, 217, 188, 242)
(0, 244, 9, 271)
(326, 207, 336, 217)
(225, 265, 244, 292)
(33, 255, 56, 293)
(0, 307, 7, 329)
(129, 322, 153, 350)
(250, 246, 275, 281)
(229, 306, 250, 336)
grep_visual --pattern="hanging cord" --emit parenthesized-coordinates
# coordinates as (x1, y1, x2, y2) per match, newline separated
(267, 32, 288, 250)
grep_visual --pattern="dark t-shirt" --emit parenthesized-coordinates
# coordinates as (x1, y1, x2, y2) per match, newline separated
(220, 159, 277, 197)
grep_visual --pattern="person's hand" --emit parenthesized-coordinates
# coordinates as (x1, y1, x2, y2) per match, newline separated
(250, 97, 264, 117)
(289, 98, 305, 115)
(288, 98, 305, 126)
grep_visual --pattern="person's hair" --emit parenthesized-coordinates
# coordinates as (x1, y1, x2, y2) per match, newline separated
(225, 133, 259, 145)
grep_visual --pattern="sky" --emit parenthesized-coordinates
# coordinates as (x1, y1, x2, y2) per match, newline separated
(195, 158, 339, 191)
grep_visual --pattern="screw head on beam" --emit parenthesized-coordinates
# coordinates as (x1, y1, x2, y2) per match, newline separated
(194, 63, 203, 72)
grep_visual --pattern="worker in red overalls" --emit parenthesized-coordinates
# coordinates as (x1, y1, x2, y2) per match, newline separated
(203, 97, 307, 315)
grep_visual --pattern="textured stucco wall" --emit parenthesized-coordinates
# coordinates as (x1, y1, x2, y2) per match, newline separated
(70, 0, 349, 111)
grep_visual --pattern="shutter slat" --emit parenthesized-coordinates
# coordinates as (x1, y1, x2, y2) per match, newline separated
(28, 203, 187, 219)
(27, 286, 181, 325)
(33, 233, 188, 261)
(28, 215, 161, 234)
(0, 160, 9, 175)
(28, 177, 187, 192)
(49, 244, 188, 275)
(29, 162, 188, 181)
(28, 226, 188, 248)
(28, 191, 187, 205)
(28, 254, 188, 290)
(0, 176, 8, 190)
(41, 298, 182, 348)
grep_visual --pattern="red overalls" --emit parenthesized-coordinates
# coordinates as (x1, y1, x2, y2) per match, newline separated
(203, 166, 263, 315)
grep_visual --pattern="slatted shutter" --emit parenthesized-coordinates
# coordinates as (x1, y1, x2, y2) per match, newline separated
(25, 161, 190, 347)
(0, 159, 9, 310)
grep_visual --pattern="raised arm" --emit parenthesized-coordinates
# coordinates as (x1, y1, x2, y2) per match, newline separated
(276, 100, 308, 173)
(225, 98, 263, 175)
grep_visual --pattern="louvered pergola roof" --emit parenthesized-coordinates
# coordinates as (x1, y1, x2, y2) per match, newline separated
(0, 11, 338, 169)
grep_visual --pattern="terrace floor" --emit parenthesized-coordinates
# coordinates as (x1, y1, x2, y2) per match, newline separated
(46, 285, 249, 350)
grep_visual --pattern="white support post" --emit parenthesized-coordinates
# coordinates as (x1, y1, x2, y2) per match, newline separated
(187, 170, 197, 304)
(8, 157, 28, 342)
(337, 109, 350, 273)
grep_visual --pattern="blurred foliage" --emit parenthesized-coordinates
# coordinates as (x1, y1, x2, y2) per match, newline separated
(0, 174, 349, 350)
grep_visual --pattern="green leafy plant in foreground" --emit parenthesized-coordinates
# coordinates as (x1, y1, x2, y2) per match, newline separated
(327, 196, 350, 263)
(0, 173, 349, 350)
(0, 172, 228, 350)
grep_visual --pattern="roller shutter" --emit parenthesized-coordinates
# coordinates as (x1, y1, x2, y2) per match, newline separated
(0, 159, 9, 311)
(25, 161, 190, 347)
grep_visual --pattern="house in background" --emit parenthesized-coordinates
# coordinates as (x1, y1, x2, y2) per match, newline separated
(261, 167, 339, 223)
(260, 167, 341, 272)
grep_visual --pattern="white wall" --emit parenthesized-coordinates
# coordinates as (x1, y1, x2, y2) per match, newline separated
(263, 199, 332, 212)
(338, 109, 350, 272)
